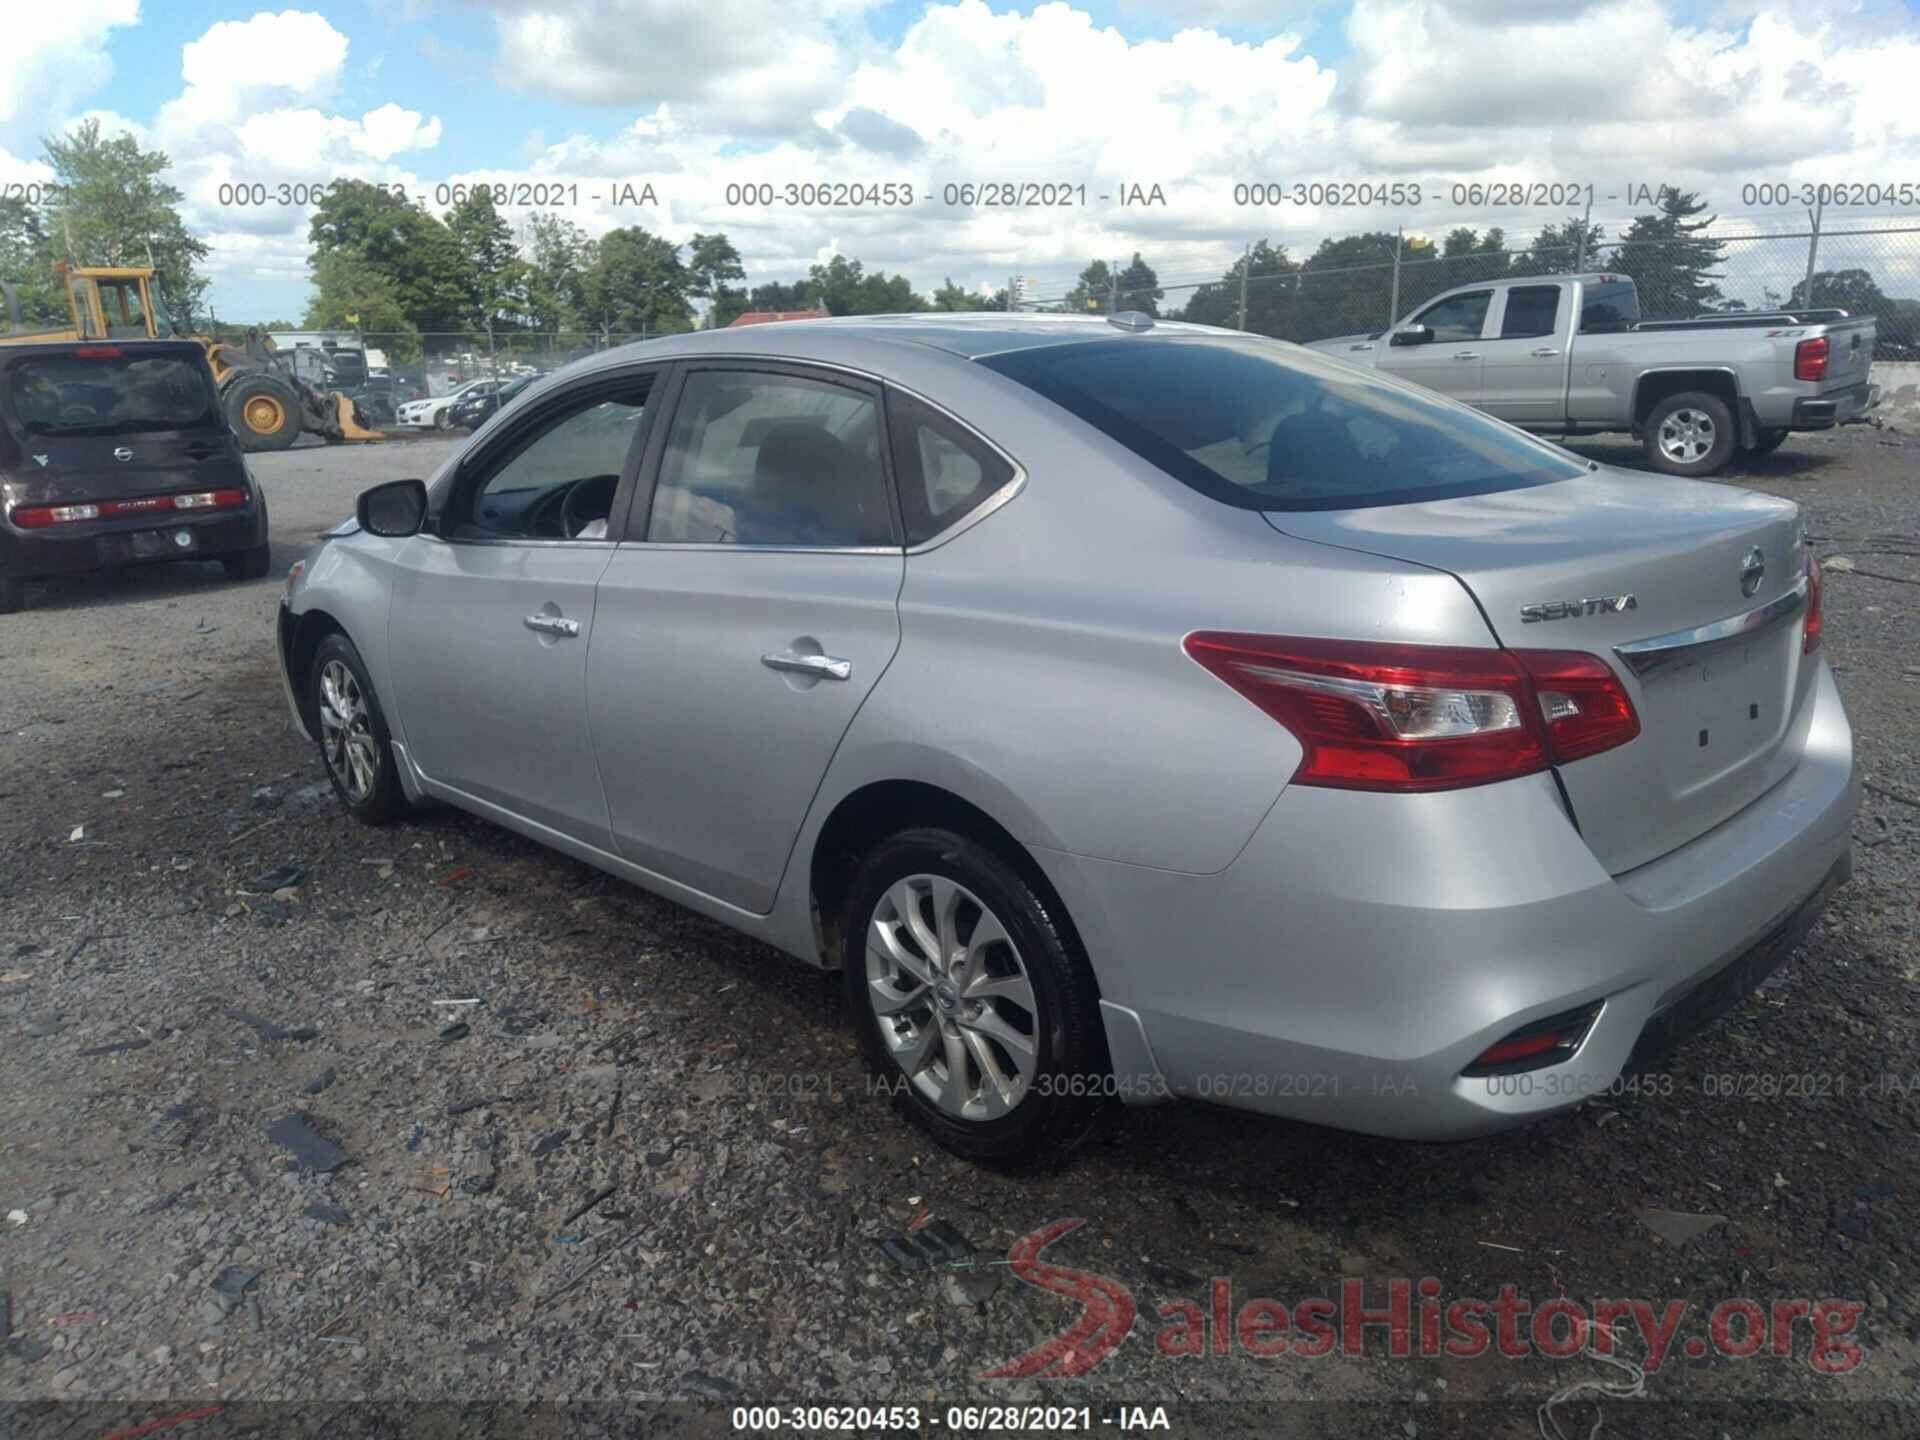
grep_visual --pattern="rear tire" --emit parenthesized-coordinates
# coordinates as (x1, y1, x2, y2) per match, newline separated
(222, 543, 272, 581)
(309, 633, 406, 825)
(844, 827, 1107, 1168)
(1746, 428, 1790, 457)
(0, 575, 24, 614)
(222, 372, 302, 452)
(1644, 391, 1735, 477)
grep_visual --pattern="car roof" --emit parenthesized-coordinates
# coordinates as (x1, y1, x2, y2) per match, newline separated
(562, 312, 1236, 375)
(0, 338, 211, 364)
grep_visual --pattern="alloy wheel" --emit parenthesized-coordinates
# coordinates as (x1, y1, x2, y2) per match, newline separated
(1658, 407, 1715, 464)
(317, 659, 379, 803)
(865, 874, 1040, 1121)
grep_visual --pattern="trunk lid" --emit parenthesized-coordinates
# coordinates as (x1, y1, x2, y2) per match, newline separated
(1267, 468, 1816, 873)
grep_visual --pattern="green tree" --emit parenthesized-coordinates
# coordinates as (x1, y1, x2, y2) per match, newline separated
(1296, 232, 1403, 339)
(685, 232, 747, 327)
(42, 119, 210, 324)
(0, 196, 64, 328)
(303, 249, 420, 361)
(1789, 267, 1886, 313)
(1608, 187, 1725, 316)
(1114, 253, 1162, 316)
(309, 181, 468, 333)
(744, 280, 815, 313)
(581, 226, 693, 337)
(520, 212, 593, 332)
(1064, 259, 1116, 313)
(930, 277, 1000, 311)
(1180, 240, 1299, 335)
(446, 188, 529, 341)
(806, 255, 924, 315)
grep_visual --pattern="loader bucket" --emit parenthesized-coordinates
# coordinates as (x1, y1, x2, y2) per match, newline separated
(331, 392, 384, 443)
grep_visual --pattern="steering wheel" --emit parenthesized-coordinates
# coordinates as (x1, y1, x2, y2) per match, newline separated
(560, 474, 618, 538)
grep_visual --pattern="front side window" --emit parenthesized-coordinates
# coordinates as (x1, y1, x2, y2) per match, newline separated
(647, 370, 894, 547)
(453, 385, 649, 540)
(980, 336, 1586, 512)
(1500, 286, 1561, 339)
(8, 352, 218, 435)
(885, 390, 1014, 545)
(1412, 290, 1491, 341)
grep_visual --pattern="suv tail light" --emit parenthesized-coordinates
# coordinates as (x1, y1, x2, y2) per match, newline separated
(1183, 634, 1640, 792)
(1794, 336, 1829, 382)
(10, 488, 247, 529)
(1802, 551, 1822, 655)
(1461, 1002, 1602, 1076)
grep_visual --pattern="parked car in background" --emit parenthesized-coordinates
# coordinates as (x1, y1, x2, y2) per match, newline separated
(276, 314, 1854, 1165)
(1, 339, 270, 612)
(446, 373, 542, 430)
(398, 378, 500, 430)
(1307, 273, 1879, 476)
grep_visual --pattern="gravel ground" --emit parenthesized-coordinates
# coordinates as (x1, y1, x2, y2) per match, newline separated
(1, 426, 1916, 1438)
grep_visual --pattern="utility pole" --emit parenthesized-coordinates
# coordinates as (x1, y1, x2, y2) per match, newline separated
(1237, 243, 1250, 330)
(1574, 193, 1594, 271)
(1803, 195, 1825, 310)
(1388, 227, 1403, 329)
(1007, 276, 1016, 312)
(1108, 260, 1120, 315)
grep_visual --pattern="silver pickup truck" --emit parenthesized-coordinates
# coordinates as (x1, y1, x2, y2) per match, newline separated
(1306, 272, 1879, 476)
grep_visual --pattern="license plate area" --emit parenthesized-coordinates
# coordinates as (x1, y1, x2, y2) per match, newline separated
(1635, 623, 1796, 795)
(99, 527, 198, 564)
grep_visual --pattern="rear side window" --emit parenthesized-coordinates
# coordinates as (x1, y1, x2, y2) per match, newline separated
(647, 370, 895, 547)
(1500, 286, 1561, 339)
(1579, 280, 1640, 333)
(7, 351, 217, 435)
(980, 337, 1586, 512)
(885, 390, 1014, 545)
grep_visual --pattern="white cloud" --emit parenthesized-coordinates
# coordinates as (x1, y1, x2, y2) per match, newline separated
(0, 0, 139, 150)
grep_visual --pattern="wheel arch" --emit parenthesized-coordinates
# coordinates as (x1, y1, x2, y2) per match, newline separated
(286, 606, 350, 735)
(805, 777, 1091, 985)
(1631, 367, 1741, 428)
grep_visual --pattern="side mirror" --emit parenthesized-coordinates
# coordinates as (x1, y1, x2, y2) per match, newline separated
(1389, 324, 1434, 347)
(357, 479, 428, 538)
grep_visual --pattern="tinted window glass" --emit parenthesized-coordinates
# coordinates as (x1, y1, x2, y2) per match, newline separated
(885, 391, 1013, 545)
(455, 388, 648, 540)
(648, 371, 894, 546)
(1412, 290, 1490, 341)
(1500, 286, 1561, 339)
(1579, 280, 1640, 333)
(8, 352, 217, 435)
(981, 337, 1586, 512)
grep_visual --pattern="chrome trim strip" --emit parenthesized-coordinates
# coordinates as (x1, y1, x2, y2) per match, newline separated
(1612, 575, 1808, 677)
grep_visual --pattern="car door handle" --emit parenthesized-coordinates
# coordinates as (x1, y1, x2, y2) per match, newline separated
(1452, 350, 1480, 360)
(1531, 347, 1561, 358)
(761, 650, 852, 681)
(523, 614, 580, 638)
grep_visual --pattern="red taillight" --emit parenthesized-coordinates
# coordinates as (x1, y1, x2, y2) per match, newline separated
(1183, 634, 1639, 792)
(8, 487, 247, 529)
(1463, 1003, 1603, 1075)
(73, 346, 123, 358)
(1794, 336, 1829, 382)
(1802, 552, 1822, 655)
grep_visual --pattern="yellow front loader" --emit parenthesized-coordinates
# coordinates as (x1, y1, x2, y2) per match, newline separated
(0, 264, 383, 452)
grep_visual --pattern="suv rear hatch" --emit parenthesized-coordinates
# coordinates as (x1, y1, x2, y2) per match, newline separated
(1, 343, 246, 519)
(1269, 469, 1815, 873)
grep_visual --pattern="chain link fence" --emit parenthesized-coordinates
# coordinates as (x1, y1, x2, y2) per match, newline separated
(1028, 224, 1920, 359)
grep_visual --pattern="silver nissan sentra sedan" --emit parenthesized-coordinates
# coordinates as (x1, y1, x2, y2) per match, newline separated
(276, 313, 1857, 1166)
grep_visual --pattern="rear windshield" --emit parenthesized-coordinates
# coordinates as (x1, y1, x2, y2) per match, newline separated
(8, 352, 218, 436)
(979, 336, 1586, 511)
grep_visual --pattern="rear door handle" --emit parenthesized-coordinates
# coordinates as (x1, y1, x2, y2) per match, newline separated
(524, 614, 580, 638)
(1452, 351, 1480, 360)
(762, 650, 852, 681)
(1531, 347, 1561, 358)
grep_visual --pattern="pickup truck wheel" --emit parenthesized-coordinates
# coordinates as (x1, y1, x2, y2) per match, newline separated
(1645, 392, 1735, 477)
(1746, 428, 1790, 457)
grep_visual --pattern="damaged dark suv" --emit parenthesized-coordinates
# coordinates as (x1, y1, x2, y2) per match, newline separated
(0, 340, 270, 613)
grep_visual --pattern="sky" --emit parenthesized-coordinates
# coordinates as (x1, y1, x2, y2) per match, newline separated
(3, 0, 1918, 321)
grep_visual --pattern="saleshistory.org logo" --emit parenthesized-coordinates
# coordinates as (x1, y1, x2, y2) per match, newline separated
(981, 1220, 1866, 1378)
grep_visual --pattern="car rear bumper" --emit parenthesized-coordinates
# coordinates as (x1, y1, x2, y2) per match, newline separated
(1, 505, 266, 581)
(1792, 382, 1879, 429)
(1034, 659, 1858, 1139)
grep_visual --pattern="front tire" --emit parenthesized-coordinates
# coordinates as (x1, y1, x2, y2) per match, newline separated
(844, 828, 1106, 1167)
(434, 408, 453, 430)
(221, 372, 302, 452)
(1644, 391, 1735, 476)
(309, 633, 406, 825)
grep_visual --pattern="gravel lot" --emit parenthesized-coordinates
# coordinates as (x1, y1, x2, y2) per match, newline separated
(2, 426, 1916, 1438)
